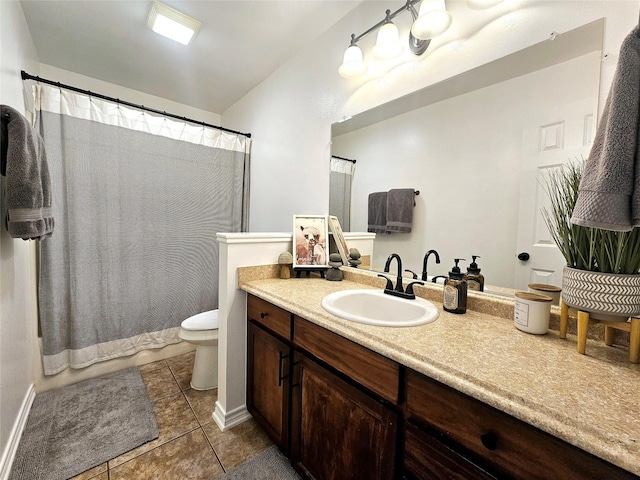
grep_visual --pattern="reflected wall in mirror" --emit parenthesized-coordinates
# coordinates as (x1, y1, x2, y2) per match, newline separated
(330, 19, 604, 291)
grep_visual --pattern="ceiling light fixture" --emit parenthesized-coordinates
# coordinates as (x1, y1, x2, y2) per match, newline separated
(148, 2, 201, 45)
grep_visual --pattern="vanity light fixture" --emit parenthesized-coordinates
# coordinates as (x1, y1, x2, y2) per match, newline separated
(338, 0, 438, 78)
(148, 2, 201, 45)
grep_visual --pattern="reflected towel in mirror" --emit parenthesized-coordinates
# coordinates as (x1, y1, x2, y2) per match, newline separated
(386, 188, 415, 233)
(367, 191, 387, 233)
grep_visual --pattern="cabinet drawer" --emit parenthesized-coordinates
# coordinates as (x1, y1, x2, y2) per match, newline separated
(293, 316, 400, 404)
(247, 294, 292, 340)
(405, 369, 638, 480)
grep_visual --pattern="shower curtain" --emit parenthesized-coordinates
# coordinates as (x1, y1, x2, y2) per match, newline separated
(29, 83, 250, 375)
(329, 156, 355, 231)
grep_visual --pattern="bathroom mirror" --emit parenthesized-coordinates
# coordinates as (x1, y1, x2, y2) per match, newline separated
(330, 19, 604, 291)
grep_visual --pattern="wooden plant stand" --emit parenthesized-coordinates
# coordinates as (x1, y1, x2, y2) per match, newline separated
(559, 301, 640, 363)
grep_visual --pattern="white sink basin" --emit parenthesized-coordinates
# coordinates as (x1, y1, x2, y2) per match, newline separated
(321, 289, 439, 327)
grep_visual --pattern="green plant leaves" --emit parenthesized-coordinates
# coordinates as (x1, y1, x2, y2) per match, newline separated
(541, 160, 640, 274)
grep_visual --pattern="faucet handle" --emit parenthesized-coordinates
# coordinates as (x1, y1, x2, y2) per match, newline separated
(404, 269, 418, 279)
(405, 281, 424, 296)
(377, 274, 394, 291)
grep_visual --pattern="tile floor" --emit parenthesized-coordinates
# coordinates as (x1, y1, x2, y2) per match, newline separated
(70, 351, 273, 480)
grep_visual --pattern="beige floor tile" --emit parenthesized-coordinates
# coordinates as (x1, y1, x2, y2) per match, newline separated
(108, 391, 199, 468)
(109, 429, 224, 480)
(184, 387, 218, 425)
(203, 418, 273, 471)
(138, 359, 168, 374)
(166, 351, 195, 390)
(141, 365, 181, 401)
(69, 462, 107, 480)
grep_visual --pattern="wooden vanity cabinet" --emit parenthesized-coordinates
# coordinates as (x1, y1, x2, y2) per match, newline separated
(246, 293, 400, 480)
(404, 369, 639, 480)
(246, 295, 293, 453)
(404, 421, 496, 480)
(290, 352, 397, 480)
(246, 294, 638, 480)
(290, 316, 400, 480)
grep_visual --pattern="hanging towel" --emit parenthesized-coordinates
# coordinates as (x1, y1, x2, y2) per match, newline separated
(1, 105, 54, 240)
(386, 188, 415, 233)
(571, 26, 640, 232)
(367, 192, 387, 233)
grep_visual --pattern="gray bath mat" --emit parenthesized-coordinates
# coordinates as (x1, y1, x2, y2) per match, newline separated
(9, 367, 158, 480)
(220, 445, 302, 480)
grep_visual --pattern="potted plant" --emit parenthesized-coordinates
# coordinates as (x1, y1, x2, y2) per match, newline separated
(542, 160, 640, 319)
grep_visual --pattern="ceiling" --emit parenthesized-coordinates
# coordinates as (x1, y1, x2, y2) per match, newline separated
(20, 1, 362, 114)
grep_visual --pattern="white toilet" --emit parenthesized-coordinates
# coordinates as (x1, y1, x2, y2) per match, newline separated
(178, 309, 219, 390)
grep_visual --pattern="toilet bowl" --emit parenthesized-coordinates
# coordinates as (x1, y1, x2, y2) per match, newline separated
(179, 309, 219, 390)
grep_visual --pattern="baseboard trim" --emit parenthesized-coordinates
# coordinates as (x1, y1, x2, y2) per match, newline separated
(0, 384, 35, 480)
(212, 401, 252, 432)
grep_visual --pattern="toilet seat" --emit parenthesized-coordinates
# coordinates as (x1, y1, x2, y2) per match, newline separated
(181, 309, 219, 331)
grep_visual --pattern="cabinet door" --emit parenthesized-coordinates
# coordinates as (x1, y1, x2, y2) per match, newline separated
(247, 321, 290, 452)
(291, 352, 397, 480)
(404, 421, 496, 480)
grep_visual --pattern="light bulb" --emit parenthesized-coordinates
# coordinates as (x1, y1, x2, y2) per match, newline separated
(411, 0, 452, 40)
(372, 22, 403, 60)
(338, 45, 367, 78)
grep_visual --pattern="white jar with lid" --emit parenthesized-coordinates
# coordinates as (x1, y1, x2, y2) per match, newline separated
(527, 283, 561, 306)
(514, 292, 552, 334)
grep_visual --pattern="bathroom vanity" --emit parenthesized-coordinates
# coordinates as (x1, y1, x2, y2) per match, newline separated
(242, 270, 640, 480)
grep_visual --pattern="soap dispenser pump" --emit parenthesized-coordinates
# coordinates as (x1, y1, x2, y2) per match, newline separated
(443, 258, 467, 314)
(465, 255, 485, 292)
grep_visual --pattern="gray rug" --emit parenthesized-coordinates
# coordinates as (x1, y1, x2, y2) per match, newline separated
(220, 445, 302, 480)
(9, 367, 158, 480)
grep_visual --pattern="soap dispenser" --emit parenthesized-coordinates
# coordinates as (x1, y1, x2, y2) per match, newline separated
(443, 258, 467, 314)
(465, 255, 485, 292)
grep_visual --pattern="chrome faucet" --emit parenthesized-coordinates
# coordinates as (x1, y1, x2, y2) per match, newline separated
(379, 253, 424, 299)
(421, 249, 441, 281)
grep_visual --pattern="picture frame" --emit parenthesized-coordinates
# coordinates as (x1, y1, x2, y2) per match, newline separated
(293, 215, 329, 268)
(328, 215, 349, 265)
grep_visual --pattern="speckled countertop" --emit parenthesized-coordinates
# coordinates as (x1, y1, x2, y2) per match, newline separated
(238, 266, 640, 476)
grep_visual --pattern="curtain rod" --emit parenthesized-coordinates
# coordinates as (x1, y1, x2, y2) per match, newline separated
(331, 155, 356, 164)
(21, 70, 251, 139)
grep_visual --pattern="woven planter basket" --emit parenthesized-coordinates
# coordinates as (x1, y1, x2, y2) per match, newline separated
(562, 266, 640, 320)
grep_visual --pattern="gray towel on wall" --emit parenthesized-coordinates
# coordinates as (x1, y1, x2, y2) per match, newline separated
(571, 26, 640, 232)
(367, 191, 387, 233)
(386, 188, 415, 233)
(1, 104, 54, 239)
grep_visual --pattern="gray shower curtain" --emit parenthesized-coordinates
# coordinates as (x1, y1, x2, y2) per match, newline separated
(34, 89, 249, 375)
(329, 156, 355, 231)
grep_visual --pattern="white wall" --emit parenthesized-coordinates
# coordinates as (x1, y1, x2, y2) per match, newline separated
(38, 64, 222, 126)
(332, 51, 601, 288)
(222, 1, 639, 234)
(0, 1, 40, 476)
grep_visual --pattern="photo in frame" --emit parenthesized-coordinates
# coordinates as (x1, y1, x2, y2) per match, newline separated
(293, 215, 328, 268)
(328, 215, 349, 265)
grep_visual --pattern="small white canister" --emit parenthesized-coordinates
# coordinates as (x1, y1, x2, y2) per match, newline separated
(514, 292, 553, 334)
(528, 283, 562, 306)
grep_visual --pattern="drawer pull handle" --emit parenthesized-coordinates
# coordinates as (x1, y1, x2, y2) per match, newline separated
(260, 312, 267, 319)
(480, 432, 498, 451)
